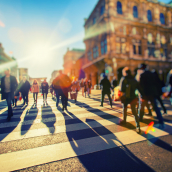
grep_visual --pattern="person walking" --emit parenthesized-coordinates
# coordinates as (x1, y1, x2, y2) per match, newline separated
(138, 63, 164, 129)
(31, 79, 39, 107)
(119, 67, 141, 133)
(41, 79, 49, 106)
(100, 74, 112, 108)
(70, 78, 80, 103)
(84, 78, 88, 98)
(50, 84, 54, 99)
(112, 76, 118, 89)
(80, 78, 85, 97)
(1, 69, 18, 121)
(52, 75, 61, 108)
(135, 68, 152, 116)
(87, 80, 92, 98)
(59, 70, 71, 111)
(12, 79, 19, 107)
(166, 69, 172, 104)
(152, 70, 167, 114)
(19, 76, 30, 106)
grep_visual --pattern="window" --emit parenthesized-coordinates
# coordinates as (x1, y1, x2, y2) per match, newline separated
(116, 43, 121, 54)
(101, 38, 107, 55)
(117, 1, 123, 14)
(116, 37, 126, 54)
(160, 43, 167, 58)
(121, 43, 126, 54)
(93, 17, 96, 24)
(160, 13, 165, 24)
(147, 42, 155, 57)
(87, 51, 92, 61)
(133, 6, 138, 18)
(93, 46, 99, 58)
(132, 40, 142, 55)
(147, 10, 152, 22)
(100, 6, 105, 15)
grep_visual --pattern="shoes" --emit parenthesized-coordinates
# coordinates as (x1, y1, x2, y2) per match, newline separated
(158, 123, 165, 130)
(100, 105, 103, 107)
(64, 105, 68, 111)
(136, 127, 141, 134)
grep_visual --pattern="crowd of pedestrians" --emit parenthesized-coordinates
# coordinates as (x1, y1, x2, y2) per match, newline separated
(1, 63, 171, 133)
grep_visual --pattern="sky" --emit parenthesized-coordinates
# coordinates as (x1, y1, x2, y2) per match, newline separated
(0, 0, 170, 81)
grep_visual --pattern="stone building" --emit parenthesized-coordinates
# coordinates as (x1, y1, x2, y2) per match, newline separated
(82, 0, 172, 86)
(63, 48, 85, 79)
(0, 43, 18, 79)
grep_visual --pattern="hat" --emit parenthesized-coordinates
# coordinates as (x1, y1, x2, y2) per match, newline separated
(138, 63, 147, 70)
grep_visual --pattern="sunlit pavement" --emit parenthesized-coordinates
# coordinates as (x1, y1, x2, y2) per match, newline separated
(0, 91, 172, 172)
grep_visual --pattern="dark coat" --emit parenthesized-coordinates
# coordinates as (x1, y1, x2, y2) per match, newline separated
(100, 77, 112, 94)
(119, 76, 140, 101)
(1, 75, 18, 100)
(112, 79, 118, 88)
(139, 70, 158, 97)
(152, 71, 163, 96)
(41, 82, 49, 94)
(19, 80, 31, 94)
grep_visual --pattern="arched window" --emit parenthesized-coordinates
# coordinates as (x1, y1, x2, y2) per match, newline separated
(160, 13, 165, 24)
(147, 10, 152, 22)
(100, 6, 105, 15)
(133, 6, 138, 18)
(117, 1, 123, 14)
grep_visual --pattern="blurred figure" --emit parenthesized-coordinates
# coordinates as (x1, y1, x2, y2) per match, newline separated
(31, 79, 39, 107)
(52, 75, 61, 108)
(70, 77, 80, 103)
(53, 70, 71, 111)
(50, 84, 54, 99)
(152, 70, 167, 114)
(12, 78, 19, 107)
(100, 73, 112, 108)
(1, 69, 18, 121)
(87, 80, 92, 98)
(166, 69, 172, 104)
(19, 76, 30, 106)
(84, 78, 88, 98)
(119, 67, 140, 133)
(41, 79, 49, 106)
(112, 76, 118, 89)
(136, 68, 152, 116)
(80, 78, 85, 97)
(138, 63, 164, 128)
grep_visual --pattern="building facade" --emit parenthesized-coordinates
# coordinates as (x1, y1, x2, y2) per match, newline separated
(82, 0, 172, 86)
(63, 48, 85, 79)
(0, 43, 18, 79)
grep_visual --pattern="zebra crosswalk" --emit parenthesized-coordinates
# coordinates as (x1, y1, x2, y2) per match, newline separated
(0, 93, 171, 172)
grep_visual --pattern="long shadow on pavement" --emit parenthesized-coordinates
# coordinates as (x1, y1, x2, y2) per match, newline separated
(41, 104, 56, 134)
(20, 104, 38, 135)
(0, 104, 27, 141)
(62, 110, 155, 172)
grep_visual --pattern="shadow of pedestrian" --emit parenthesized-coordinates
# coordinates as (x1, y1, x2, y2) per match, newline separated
(41, 104, 56, 134)
(20, 104, 38, 135)
(62, 110, 155, 172)
(0, 104, 27, 141)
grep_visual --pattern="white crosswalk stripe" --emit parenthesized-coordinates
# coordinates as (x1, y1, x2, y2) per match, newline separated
(0, 93, 171, 172)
